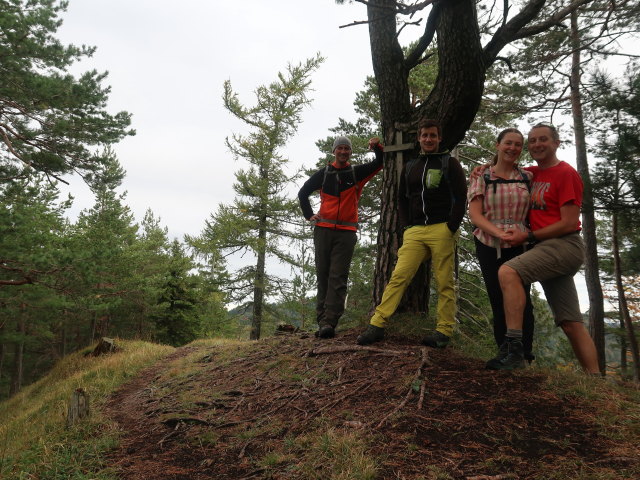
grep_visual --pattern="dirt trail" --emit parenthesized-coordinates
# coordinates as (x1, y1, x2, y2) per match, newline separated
(103, 331, 636, 480)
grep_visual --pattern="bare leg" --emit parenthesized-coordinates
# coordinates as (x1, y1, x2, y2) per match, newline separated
(560, 321, 600, 374)
(498, 265, 526, 331)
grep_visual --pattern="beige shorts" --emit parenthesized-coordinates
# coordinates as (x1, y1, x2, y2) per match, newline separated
(504, 232, 585, 325)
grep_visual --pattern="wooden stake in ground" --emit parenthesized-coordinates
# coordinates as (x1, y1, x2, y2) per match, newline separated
(66, 388, 90, 428)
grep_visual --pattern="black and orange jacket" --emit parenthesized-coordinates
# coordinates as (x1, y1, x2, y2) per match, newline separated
(298, 146, 383, 232)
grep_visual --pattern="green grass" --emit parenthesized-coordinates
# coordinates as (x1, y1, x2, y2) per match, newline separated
(2, 334, 639, 479)
(0, 339, 174, 479)
(287, 428, 378, 480)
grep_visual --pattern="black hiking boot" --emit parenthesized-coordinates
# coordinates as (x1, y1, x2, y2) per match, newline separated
(356, 325, 385, 345)
(524, 352, 535, 365)
(421, 331, 450, 348)
(317, 324, 335, 339)
(485, 340, 509, 369)
(486, 339, 525, 370)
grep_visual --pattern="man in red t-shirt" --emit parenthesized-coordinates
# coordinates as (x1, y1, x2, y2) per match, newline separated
(486, 124, 600, 373)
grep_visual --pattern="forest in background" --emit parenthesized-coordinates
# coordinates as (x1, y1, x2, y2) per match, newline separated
(1, 0, 640, 400)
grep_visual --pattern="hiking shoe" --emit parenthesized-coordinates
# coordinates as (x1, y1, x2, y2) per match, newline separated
(485, 340, 509, 369)
(486, 339, 525, 370)
(421, 331, 450, 348)
(356, 325, 385, 345)
(524, 352, 535, 365)
(317, 325, 335, 339)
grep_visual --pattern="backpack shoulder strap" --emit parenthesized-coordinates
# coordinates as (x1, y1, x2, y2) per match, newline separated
(483, 170, 498, 195)
(440, 154, 451, 181)
(404, 158, 418, 198)
(516, 166, 531, 193)
(321, 165, 330, 189)
(483, 167, 532, 196)
(350, 165, 359, 196)
(323, 164, 360, 195)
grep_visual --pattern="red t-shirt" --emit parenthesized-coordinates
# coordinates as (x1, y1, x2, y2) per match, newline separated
(526, 161, 583, 232)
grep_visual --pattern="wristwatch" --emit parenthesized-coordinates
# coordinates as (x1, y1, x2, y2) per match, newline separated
(527, 231, 537, 243)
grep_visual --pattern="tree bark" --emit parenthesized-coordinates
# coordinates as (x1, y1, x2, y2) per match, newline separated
(66, 388, 90, 428)
(367, 0, 414, 306)
(9, 304, 26, 396)
(569, 10, 605, 373)
(417, 0, 485, 148)
(251, 214, 267, 340)
(368, 0, 484, 308)
(619, 317, 628, 377)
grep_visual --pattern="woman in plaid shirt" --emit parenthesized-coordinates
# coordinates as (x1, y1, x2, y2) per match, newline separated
(467, 128, 536, 367)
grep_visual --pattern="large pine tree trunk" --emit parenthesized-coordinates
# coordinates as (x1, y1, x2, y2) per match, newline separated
(417, 0, 485, 145)
(570, 11, 605, 373)
(367, 0, 413, 307)
(611, 213, 640, 382)
(368, 0, 484, 310)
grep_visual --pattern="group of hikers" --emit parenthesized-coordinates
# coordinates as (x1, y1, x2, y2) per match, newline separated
(298, 119, 600, 374)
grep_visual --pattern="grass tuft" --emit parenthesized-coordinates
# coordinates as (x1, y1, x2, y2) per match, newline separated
(0, 339, 173, 479)
(289, 428, 378, 480)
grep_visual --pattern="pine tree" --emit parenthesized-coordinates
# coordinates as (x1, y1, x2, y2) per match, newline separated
(590, 64, 640, 381)
(0, 174, 70, 396)
(68, 154, 138, 342)
(152, 240, 201, 347)
(191, 55, 324, 340)
(0, 0, 133, 182)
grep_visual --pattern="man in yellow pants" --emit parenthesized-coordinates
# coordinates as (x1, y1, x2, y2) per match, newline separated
(357, 119, 467, 347)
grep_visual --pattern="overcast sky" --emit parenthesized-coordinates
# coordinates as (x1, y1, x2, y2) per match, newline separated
(54, 1, 613, 311)
(56, 0, 393, 240)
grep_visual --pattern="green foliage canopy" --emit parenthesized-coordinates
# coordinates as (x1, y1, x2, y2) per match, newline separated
(0, 0, 134, 182)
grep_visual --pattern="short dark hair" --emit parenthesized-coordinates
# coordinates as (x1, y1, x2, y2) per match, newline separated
(418, 118, 442, 137)
(530, 123, 559, 141)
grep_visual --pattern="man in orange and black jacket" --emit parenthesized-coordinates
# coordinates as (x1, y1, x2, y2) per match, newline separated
(298, 136, 383, 339)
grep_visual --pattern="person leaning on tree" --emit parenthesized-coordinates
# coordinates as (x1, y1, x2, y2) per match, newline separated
(298, 135, 384, 339)
(480, 123, 600, 373)
(357, 119, 467, 348)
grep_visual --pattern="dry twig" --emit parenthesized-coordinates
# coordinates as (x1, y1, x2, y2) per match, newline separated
(305, 345, 411, 357)
(376, 347, 430, 428)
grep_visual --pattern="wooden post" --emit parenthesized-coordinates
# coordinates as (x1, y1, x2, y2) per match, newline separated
(66, 388, 90, 428)
(379, 127, 433, 314)
(383, 130, 414, 188)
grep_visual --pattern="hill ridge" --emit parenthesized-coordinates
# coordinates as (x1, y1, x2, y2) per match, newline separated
(102, 330, 639, 479)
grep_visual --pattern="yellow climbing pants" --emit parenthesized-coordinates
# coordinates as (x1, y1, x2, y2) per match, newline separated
(370, 223, 458, 337)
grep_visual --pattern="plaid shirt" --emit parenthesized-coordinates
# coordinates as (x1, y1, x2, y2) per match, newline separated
(467, 166, 533, 248)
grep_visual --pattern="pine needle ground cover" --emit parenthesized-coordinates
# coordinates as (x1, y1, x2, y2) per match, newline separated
(100, 333, 640, 480)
